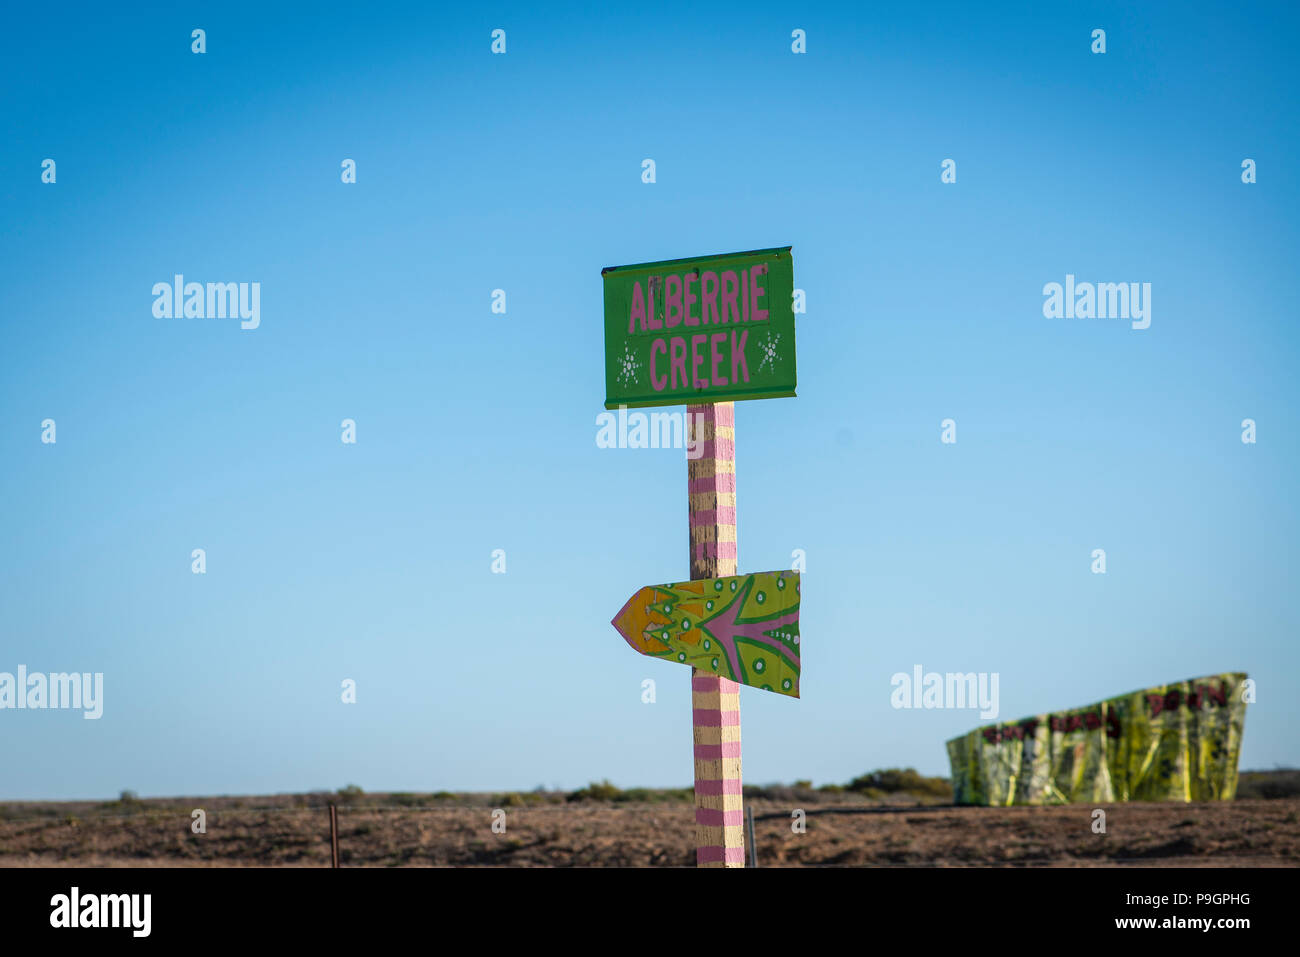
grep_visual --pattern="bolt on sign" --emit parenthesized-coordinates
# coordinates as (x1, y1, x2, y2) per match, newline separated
(602, 247, 797, 409)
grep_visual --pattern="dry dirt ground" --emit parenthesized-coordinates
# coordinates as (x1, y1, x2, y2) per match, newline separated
(1, 794, 1296, 867)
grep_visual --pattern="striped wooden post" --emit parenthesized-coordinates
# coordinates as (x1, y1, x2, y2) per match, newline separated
(688, 401, 744, 867)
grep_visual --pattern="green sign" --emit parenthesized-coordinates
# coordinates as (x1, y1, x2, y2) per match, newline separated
(611, 571, 801, 697)
(602, 247, 797, 409)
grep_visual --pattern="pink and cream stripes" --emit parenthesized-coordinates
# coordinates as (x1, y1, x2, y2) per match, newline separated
(692, 673, 744, 865)
(688, 401, 737, 580)
(687, 402, 744, 867)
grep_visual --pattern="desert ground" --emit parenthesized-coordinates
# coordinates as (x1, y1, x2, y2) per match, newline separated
(2, 773, 1296, 867)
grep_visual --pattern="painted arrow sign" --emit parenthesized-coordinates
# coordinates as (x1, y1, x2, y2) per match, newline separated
(611, 571, 801, 697)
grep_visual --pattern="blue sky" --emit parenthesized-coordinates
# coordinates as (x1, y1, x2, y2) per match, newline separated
(1, 1, 1296, 800)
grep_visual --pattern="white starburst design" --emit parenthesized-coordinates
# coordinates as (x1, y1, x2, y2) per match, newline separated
(616, 343, 642, 387)
(758, 331, 782, 372)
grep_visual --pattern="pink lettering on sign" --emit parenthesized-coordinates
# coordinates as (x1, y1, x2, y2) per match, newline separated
(670, 336, 688, 389)
(647, 276, 663, 330)
(690, 333, 708, 387)
(701, 271, 720, 324)
(646, 324, 751, 392)
(684, 272, 699, 327)
(720, 270, 740, 323)
(650, 339, 668, 391)
(665, 274, 683, 328)
(710, 332, 728, 386)
(731, 329, 748, 383)
(749, 264, 768, 321)
(628, 281, 646, 333)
